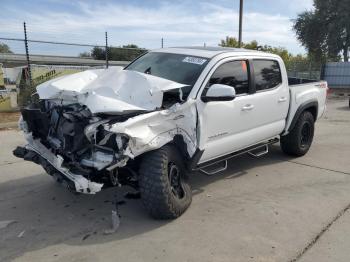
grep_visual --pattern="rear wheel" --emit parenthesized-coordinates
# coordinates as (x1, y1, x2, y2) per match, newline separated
(139, 145, 192, 219)
(281, 111, 315, 156)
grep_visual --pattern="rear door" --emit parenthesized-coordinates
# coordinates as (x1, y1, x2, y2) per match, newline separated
(246, 59, 290, 141)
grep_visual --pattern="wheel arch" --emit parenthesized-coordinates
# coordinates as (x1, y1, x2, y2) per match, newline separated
(288, 100, 318, 133)
(136, 134, 191, 164)
(171, 134, 191, 160)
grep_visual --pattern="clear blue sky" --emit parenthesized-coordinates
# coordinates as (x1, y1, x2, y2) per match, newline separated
(0, 0, 314, 56)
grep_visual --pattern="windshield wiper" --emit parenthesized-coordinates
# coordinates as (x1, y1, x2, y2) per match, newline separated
(144, 67, 151, 74)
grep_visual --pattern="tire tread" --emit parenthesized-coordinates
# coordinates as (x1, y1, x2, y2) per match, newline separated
(139, 145, 192, 219)
(281, 111, 314, 156)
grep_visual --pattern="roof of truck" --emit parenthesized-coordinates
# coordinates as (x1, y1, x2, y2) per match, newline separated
(150, 46, 279, 59)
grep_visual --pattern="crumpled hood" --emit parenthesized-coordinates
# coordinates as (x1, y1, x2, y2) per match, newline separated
(36, 67, 187, 114)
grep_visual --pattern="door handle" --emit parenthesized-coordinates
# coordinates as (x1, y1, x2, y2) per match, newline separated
(242, 104, 254, 111)
(278, 97, 287, 103)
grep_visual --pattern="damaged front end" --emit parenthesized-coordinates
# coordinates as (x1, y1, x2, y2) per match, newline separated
(14, 101, 137, 194)
(14, 68, 198, 194)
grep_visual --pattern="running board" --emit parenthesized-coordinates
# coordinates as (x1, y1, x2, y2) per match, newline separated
(199, 160, 227, 176)
(195, 138, 279, 173)
(248, 145, 269, 158)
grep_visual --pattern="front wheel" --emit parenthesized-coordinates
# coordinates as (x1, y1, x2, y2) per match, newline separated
(139, 145, 192, 219)
(280, 111, 315, 156)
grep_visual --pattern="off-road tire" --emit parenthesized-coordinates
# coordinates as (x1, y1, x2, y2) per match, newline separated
(139, 144, 192, 219)
(281, 111, 315, 156)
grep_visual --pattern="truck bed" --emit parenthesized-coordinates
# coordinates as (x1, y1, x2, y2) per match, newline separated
(288, 77, 320, 86)
(284, 78, 328, 133)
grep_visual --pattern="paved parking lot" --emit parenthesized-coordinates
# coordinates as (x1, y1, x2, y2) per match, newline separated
(0, 98, 349, 262)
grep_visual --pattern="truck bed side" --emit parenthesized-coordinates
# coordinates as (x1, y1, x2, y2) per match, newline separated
(284, 80, 328, 134)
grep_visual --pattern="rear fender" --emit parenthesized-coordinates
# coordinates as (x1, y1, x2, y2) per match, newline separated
(285, 100, 318, 133)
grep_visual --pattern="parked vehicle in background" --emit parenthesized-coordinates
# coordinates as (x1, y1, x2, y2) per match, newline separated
(13, 47, 328, 219)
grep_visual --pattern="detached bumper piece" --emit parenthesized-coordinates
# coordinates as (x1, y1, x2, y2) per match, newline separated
(13, 142, 103, 194)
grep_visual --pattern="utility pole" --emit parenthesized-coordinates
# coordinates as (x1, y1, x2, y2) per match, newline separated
(161, 38, 164, 48)
(238, 0, 243, 48)
(105, 32, 109, 68)
(23, 22, 32, 86)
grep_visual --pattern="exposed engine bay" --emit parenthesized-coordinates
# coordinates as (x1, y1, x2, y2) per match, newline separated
(14, 67, 198, 194)
(23, 101, 134, 170)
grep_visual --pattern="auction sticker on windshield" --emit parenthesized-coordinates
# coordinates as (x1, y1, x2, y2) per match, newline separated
(182, 56, 207, 65)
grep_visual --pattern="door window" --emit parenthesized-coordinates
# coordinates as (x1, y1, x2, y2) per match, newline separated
(252, 60, 282, 91)
(208, 60, 249, 95)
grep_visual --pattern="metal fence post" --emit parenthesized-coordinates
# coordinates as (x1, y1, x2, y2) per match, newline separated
(23, 22, 32, 86)
(320, 64, 326, 80)
(105, 32, 109, 68)
(308, 62, 312, 79)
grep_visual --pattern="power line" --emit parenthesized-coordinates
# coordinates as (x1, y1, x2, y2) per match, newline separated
(0, 37, 104, 48)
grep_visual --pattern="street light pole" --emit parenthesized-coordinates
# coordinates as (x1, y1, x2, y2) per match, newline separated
(238, 0, 243, 48)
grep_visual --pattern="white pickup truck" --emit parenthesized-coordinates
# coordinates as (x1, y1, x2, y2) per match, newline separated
(14, 47, 327, 219)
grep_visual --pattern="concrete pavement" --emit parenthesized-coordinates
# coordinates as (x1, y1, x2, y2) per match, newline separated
(0, 98, 349, 262)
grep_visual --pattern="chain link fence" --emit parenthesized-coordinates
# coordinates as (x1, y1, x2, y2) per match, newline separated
(285, 61, 322, 80)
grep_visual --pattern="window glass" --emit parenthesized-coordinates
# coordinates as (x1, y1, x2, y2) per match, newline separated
(253, 60, 282, 91)
(208, 61, 249, 95)
(125, 52, 209, 99)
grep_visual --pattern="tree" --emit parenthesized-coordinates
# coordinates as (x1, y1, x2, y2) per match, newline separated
(244, 40, 258, 50)
(0, 42, 12, 53)
(219, 36, 240, 48)
(259, 45, 292, 62)
(79, 51, 91, 58)
(91, 46, 106, 60)
(90, 44, 146, 61)
(122, 44, 139, 49)
(219, 37, 292, 63)
(293, 0, 350, 62)
(219, 36, 258, 50)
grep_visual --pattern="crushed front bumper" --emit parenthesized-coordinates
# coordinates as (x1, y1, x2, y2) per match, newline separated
(13, 136, 104, 194)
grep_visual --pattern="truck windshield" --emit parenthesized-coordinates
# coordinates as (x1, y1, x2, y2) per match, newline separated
(125, 52, 209, 88)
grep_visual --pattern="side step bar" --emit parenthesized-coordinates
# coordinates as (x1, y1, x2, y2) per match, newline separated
(199, 160, 228, 176)
(248, 145, 269, 158)
(196, 138, 279, 175)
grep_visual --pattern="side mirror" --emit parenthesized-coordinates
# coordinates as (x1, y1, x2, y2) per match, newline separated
(202, 84, 236, 102)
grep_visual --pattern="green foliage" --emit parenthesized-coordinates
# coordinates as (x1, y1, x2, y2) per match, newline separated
(219, 36, 321, 79)
(79, 52, 91, 58)
(219, 36, 295, 64)
(219, 36, 258, 50)
(90, 44, 147, 61)
(293, 0, 350, 62)
(260, 45, 291, 63)
(219, 36, 241, 48)
(244, 40, 258, 50)
(0, 42, 12, 53)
